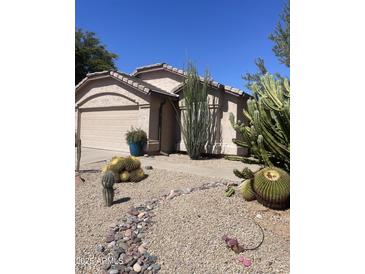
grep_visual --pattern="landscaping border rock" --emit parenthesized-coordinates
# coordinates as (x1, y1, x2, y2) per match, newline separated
(98, 181, 229, 274)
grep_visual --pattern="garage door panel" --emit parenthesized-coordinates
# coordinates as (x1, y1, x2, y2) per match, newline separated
(80, 107, 138, 151)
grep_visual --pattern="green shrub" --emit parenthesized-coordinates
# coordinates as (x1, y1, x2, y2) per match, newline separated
(125, 127, 147, 144)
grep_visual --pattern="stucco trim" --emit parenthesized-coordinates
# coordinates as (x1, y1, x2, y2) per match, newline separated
(77, 91, 138, 108)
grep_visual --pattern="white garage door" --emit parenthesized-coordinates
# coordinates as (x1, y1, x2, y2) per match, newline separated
(80, 107, 138, 152)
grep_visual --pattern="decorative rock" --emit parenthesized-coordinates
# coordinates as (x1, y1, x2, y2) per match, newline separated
(138, 245, 146, 254)
(128, 207, 139, 216)
(124, 255, 133, 264)
(256, 214, 263, 219)
(124, 229, 132, 237)
(133, 263, 142, 272)
(167, 190, 179, 200)
(145, 165, 153, 170)
(151, 264, 161, 271)
(102, 261, 111, 270)
(107, 241, 116, 248)
(106, 234, 115, 243)
(99, 180, 229, 273)
(96, 244, 105, 252)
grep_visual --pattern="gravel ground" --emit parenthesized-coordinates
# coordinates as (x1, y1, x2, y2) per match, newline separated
(75, 167, 235, 274)
(146, 187, 290, 274)
(143, 153, 261, 170)
(76, 159, 289, 274)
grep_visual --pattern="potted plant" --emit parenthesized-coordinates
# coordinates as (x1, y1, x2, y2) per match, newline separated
(125, 127, 147, 156)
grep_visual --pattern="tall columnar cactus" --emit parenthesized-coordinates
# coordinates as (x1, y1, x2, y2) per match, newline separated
(253, 167, 290, 209)
(101, 171, 115, 207)
(227, 74, 290, 172)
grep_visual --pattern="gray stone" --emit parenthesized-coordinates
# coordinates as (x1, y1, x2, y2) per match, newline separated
(151, 264, 160, 271)
(102, 261, 111, 270)
(106, 234, 115, 243)
(107, 241, 116, 248)
(109, 269, 119, 274)
(128, 207, 139, 216)
(96, 244, 105, 252)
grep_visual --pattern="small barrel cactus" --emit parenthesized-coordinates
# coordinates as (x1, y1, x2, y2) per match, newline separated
(120, 170, 130, 182)
(129, 168, 145, 182)
(239, 179, 256, 201)
(124, 156, 141, 171)
(101, 171, 115, 207)
(253, 167, 290, 209)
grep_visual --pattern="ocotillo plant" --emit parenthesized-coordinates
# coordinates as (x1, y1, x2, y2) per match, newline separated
(179, 62, 211, 159)
(227, 74, 290, 172)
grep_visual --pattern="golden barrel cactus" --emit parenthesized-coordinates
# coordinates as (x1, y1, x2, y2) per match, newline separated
(124, 156, 141, 171)
(239, 179, 256, 201)
(129, 168, 146, 182)
(253, 167, 290, 209)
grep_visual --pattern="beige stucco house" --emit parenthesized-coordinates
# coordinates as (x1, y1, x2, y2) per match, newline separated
(75, 63, 250, 155)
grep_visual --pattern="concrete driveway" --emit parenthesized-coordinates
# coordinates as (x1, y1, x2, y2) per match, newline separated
(77, 147, 261, 182)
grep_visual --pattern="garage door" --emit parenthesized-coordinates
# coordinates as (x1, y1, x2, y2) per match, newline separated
(80, 107, 138, 152)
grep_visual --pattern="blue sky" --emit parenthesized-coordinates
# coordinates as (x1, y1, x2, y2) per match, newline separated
(76, 0, 289, 92)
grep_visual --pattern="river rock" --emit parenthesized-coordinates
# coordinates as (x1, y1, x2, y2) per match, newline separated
(133, 263, 142, 272)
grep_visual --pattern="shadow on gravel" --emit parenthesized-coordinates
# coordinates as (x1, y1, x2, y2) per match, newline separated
(113, 197, 131, 205)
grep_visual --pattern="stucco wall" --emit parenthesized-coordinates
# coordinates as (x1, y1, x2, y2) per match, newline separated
(75, 76, 152, 152)
(137, 70, 184, 93)
(76, 77, 150, 107)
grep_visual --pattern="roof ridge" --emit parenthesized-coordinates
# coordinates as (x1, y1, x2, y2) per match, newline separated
(132, 63, 247, 96)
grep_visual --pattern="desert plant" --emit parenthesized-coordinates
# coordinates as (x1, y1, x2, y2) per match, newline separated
(224, 186, 235, 197)
(233, 167, 255, 180)
(124, 156, 141, 171)
(253, 167, 290, 209)
(120, 170, 130, 182)
(101, 171, 115, 206)
(109, 157, 126, 173)
(125, 127, 147, 145)
(179, 62, 211, 159)
(227, 74, 290, 172)
(129, 168, 146, 182)
(239, 179, 256, 201)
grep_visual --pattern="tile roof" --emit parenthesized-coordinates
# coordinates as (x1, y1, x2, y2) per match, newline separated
(132, 63, 248, 96)
(75, 70, 178, 98)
